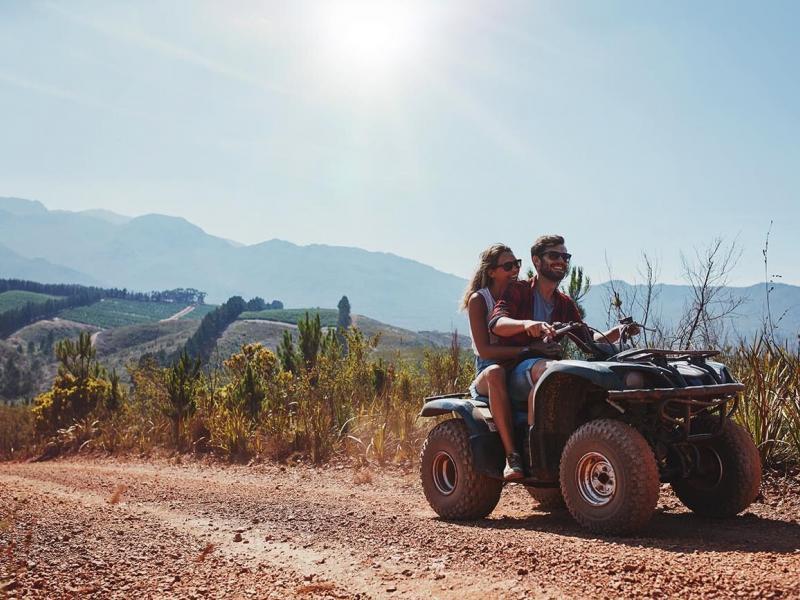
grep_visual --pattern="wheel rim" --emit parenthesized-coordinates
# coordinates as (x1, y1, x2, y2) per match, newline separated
(690, 445, 724, 489)
(576, 451, 617, 506)
(431, 451, 458, 495)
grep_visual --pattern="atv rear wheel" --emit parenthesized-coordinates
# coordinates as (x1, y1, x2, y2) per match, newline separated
(671, 418, 761, 517)
(526, 486, 565, 510)
(560, 419, 660, 535)
(420, 419, 503, 520)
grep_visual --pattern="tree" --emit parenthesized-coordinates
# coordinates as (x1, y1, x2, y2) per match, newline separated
(565, 266, 591, 319)
(246, 297, 267, 312)
(277, 331, 299, 375)
(223, 343, 278, 420)
(163, 351, 202, 448)
(298, 312, 323, 369)
(337, 296, 352, 329)
(31, 332, 111, 434)
(676, 238, 743, 349)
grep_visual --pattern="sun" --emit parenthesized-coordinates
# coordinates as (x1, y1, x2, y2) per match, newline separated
(311, 1, 432, 87)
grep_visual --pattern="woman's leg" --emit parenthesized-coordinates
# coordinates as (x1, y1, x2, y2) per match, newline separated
(473, 364, 515, 457)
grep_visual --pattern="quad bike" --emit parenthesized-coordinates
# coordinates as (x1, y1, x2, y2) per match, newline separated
(418, 319, 762, 535)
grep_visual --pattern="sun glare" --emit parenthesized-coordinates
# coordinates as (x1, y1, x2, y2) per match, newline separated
(312, 1, 431, 87)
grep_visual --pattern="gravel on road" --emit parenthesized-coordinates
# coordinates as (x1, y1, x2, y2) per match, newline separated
(1, 458, 798, 599)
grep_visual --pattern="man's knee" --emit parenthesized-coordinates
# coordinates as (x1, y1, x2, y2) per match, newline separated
(528, 360, 551, 385)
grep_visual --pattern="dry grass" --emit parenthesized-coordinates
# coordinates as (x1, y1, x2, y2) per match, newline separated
(727, 338, 800, 467)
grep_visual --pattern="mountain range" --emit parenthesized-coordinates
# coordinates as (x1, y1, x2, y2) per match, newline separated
(0, 197, 466, 331)
(1, 196, 797, 341)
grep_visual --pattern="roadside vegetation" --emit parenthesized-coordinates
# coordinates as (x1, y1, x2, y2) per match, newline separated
(1, 313, 797, 470)
(0, 310, 472, 464)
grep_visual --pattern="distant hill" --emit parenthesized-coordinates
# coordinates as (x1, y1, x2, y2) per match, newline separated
(0, 197, 466, 332)
(0, 243, 98, 286)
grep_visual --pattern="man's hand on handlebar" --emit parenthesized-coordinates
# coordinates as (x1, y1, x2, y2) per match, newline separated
(522, 320, 556, 339)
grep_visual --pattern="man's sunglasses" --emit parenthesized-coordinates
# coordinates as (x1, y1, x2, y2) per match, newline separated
(494, 259, 522, 272)
(539, 251, 572, 262)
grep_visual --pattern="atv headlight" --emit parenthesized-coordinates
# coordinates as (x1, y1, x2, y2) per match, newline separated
(707, 361, 733, 383)
(623, 371, 647, 389)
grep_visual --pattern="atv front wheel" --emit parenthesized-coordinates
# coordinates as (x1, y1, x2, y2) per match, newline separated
(560, 419, 660, 535)
(420, 419, 503, 520)
(526, 486, 565, 510)
(671, 418, 761, 517)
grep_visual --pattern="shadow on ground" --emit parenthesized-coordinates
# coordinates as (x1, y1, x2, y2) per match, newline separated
(446, 507, 800, 555)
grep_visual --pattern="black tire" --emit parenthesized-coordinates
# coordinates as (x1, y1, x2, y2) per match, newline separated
(671, 418, 762, 517)
(526, 486, 565, 510)
(560, 419, 660, 535)
(419, 419, 503, 520)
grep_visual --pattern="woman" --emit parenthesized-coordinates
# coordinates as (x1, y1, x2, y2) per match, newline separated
(462, 244, 530, 480)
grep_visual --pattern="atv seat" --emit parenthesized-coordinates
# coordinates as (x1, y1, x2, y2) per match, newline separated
(473, 395, 529, 427)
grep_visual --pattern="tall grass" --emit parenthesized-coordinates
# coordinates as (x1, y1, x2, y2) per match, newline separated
(727, 338, 800, 467)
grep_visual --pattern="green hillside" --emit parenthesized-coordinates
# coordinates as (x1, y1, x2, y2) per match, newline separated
(94, 320, 199, 381)
(239, 308, 339, 327)
(0, 290, 63, 313)
(180, 304, 218, 320)
(59, 299, 191, 328)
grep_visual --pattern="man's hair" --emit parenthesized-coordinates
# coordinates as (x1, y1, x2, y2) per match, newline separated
(531, 235, 565, 259)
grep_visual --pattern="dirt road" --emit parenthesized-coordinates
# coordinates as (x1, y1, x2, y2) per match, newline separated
(161, 306, 196, 322)
(1, 458, 798, 599)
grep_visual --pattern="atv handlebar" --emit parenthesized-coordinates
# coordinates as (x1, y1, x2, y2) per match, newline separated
(547, 319, 645, 359)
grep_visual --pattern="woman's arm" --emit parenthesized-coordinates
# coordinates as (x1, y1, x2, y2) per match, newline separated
(467, 294, 531, 361)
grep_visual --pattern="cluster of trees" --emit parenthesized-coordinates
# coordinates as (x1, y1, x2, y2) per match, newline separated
(182, 296, 248, 364)
(140, 288, 206, 304)
(245, 297, 283, 311)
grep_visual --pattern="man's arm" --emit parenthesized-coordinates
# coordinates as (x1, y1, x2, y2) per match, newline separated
(467, 293, 535, 360)
(489, 283, 556, 339)
(494, 317, 557, 339)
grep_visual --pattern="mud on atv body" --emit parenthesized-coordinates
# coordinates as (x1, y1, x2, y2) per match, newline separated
(418, 325, 762, 535)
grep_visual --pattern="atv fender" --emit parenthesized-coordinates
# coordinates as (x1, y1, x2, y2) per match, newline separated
(420, 398, 492, 435)
(420, 398, 504, 479)
(527, 361, 624, 481)
(534, 360, 623, 396)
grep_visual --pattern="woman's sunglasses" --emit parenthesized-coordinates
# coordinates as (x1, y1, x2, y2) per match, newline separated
(494, 259, 522, 272)
(539, 251, 572, 262)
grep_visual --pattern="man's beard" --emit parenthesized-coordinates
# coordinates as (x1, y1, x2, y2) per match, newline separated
(539, 265, 567, 283)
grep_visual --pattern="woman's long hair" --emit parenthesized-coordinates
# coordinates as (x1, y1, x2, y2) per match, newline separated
(460, 243, 513, 311)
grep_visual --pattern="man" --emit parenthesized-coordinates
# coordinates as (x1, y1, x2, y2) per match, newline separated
(489, 234, 630, 425)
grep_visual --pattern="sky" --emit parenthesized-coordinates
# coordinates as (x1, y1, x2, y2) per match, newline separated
(1, 0, 798, 286)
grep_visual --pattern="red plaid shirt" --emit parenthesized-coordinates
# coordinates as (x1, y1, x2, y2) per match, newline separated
(488, 277, 583, 347)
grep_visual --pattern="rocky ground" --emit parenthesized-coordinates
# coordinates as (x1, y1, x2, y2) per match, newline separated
(1, 457, 798, 599)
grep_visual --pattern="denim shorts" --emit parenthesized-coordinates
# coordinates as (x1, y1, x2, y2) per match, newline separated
(468, 357, 497, 399)
(508, 357, 547, 405)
